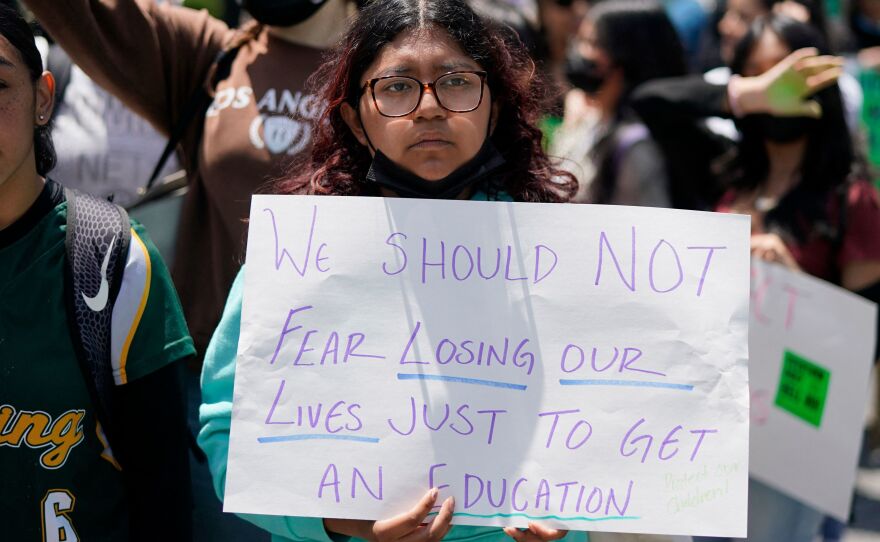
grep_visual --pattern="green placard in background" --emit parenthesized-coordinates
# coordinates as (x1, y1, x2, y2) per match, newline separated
(860, 68, 880, 189)
(774, 350, 831, 428)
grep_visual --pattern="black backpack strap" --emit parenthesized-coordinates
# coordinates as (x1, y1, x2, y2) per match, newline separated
(144, 44, 243, 192)
(63, 188, 132, 463)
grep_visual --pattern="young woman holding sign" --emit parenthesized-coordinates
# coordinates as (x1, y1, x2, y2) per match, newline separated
(197, 1, 590, 542)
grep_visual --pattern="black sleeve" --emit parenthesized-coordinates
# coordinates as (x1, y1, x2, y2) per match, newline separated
(626, 76, 736, 210)
(113, 360, 193, 542)
(630, 76, 731, 128)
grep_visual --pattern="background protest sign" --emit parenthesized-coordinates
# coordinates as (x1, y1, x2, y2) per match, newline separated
(749, 260, 878, 520)
(225, 196, 750, 537)
(860, 67, 880, 189)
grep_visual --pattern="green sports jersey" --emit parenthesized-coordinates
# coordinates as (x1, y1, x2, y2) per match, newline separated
(0, 182, 195, 540)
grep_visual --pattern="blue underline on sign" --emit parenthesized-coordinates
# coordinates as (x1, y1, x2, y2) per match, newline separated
(425, 511, 640, 522)
(559, 379, 694, 391)
(397, 373, 527, 391)
(257, 434, 381, 444)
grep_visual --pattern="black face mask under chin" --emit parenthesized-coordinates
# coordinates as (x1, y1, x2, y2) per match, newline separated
(365, 139, 507, 199)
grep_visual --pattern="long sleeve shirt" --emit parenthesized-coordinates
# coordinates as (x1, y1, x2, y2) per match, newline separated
(25, 0, 325, 354)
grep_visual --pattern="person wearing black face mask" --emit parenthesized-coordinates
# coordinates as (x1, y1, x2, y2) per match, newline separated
(714, 20, 880, 542)
(564, 49, 609, 95)
(551, 0, 687, 206)
(630, 13, 880, 542)
(198, 1, 581, 541)
(261, 0, 578, 204)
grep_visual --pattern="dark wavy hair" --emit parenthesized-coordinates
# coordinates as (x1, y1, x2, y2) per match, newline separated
(275, 0, 577, 202)
(730, 15, 866, 242)
(0, 2, 55, 176)
(591, 0, 687, 104)
(760, 0, 829, 42)
(587, 0, 687, 205)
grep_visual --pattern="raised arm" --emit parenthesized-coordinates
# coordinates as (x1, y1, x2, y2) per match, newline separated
(631, 48, 844, 128)
(630, 75, 730, 128)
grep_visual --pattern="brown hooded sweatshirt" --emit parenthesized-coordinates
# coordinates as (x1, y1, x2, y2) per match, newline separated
(26, 0, 325, 354)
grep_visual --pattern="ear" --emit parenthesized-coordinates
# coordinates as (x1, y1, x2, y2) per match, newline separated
(34, 71, 55, 126)
(489, 101, 500, 135)
(340, 102, 370, 148)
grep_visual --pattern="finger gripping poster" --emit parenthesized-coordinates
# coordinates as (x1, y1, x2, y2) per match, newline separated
(225, 196, 751, 537)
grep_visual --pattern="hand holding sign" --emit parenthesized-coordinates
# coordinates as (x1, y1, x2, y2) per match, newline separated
(325, 488, 455, 542)
(503, 522, 569, 542)
(750, 233, 800, 271)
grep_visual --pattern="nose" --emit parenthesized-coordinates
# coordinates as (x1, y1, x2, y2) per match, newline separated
(414, 86, 446, 120)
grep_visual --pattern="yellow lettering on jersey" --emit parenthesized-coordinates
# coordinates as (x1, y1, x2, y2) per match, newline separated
(3, 411, 50, 444)
(0, 404, 14, 430)
(0, 405, 85, 469)
(41, 489, 79, 542)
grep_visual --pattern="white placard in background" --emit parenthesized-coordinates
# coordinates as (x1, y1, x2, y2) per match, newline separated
(749, 260, 878, 520)
(225, 196, 751, 537)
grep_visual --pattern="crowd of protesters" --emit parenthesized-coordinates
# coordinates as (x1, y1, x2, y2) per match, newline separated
(2, 0, 880, 541)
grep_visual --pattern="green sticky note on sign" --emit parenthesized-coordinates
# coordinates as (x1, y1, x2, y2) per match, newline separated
(774, 350, 831, 428)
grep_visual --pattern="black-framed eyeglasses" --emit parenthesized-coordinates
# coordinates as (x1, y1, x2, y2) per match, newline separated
(360, 71, 488, 118)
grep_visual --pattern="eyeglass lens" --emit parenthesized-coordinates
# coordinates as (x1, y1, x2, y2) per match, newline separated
(372, 72, 483, 116)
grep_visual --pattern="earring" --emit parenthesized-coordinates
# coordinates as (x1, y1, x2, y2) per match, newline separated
(38, 115, 45, 121)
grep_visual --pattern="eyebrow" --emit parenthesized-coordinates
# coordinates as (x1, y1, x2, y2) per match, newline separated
(0, 55, 14, 69)
(439, 60, 478, 71)
(377, 59, 480, 78)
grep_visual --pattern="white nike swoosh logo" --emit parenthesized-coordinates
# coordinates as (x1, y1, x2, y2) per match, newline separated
(82, 234, 117, 312)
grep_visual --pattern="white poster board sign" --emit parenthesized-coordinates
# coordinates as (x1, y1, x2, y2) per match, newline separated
(225, 196, 751, 537)
(749, 259, 878, 520)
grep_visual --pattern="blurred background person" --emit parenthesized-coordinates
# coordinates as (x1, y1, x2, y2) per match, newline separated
(39, 0, 237, 211)
(703, 0, 863, 136)
(714, 15, 880, 540)
(551, 0, 687, 206)
(632, 12, 880, 540)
